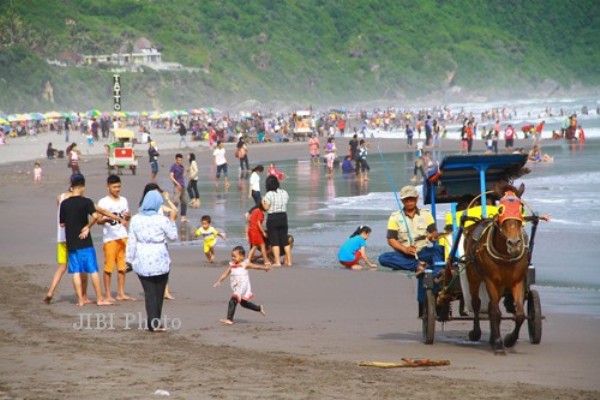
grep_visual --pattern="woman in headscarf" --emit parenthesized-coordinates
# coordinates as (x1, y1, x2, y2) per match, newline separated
(126, 188, 178, 332)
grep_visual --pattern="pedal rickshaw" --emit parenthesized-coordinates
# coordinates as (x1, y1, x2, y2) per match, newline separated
(419, 154, 543, 352)
(107, 128, 138, 175)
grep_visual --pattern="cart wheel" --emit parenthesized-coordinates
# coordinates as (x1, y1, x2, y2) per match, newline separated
(422, 289, 436, 345)
(527, 289, 542, 344)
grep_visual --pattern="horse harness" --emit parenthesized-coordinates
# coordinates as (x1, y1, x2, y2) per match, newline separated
(466, 217, 529, 278)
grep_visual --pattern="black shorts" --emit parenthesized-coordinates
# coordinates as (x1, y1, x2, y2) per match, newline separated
(216, 163, 228, 178)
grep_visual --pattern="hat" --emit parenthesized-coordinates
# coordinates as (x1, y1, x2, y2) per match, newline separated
(70, 173, 85, 187)
(399, 185, 418, 199)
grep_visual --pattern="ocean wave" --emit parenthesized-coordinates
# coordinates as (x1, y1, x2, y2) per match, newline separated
(318, 192, 399, 212)
(525, 170, 600, 185)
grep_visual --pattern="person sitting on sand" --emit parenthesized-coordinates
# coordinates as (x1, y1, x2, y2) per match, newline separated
(267, 162, 287, 182)
(338, 225, 377, 270)
(47, 142, 57, 160)
(213, 245, 269, 325)
(528, 145, 553, 163)
(341, 155, 355, 174)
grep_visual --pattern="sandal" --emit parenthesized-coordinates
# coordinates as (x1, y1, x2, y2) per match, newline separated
(414, 262, 427, 277)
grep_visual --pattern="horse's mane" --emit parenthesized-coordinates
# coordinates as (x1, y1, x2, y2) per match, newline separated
(504, 166, 530, 182)
(491, 167, 529, 199)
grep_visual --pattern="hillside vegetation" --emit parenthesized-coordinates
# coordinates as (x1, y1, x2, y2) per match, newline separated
(0, 0, 598, 112)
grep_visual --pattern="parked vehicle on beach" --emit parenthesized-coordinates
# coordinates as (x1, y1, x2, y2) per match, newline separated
(292, 110, 312, 141)
(106, 128, 138, 175)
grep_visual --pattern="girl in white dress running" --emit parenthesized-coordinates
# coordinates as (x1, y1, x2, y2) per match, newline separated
(213, 246, 270, 324)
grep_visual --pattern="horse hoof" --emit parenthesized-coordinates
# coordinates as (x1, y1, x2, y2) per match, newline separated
(492, 339, 505, 355)
(494, 348, 507, 356)
(468, 330, 481, 342)
(503, 334, 517, 348)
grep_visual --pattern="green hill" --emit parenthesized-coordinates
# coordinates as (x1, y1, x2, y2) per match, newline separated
(0, 0, 598, 112)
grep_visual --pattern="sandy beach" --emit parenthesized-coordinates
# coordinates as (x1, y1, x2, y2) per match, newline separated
(0, 133, 598, 399)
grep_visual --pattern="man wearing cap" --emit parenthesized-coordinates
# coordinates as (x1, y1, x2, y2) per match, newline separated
(378, 185, 444, 274)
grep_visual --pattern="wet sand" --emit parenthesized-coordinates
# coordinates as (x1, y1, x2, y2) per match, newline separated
(0, 136, 598, 399)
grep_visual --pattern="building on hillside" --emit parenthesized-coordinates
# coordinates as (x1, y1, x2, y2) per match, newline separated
(83, 37, 163, 66)
(48, 37, 200, 72)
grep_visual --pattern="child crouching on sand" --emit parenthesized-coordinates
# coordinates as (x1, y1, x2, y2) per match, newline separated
(337, 225, 377, 270)
(213, 246, 269, 324)
(246, 204, 270, 267)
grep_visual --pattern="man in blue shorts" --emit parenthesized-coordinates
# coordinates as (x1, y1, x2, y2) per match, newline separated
(59, 174, 116, 306)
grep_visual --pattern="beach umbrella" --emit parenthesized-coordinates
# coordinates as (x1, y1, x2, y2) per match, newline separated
(66, 111, 79, 121)
(159, 111, 176, 119)
(0, 117, 8, 125)
(87, 109, 101, 118)
(148, 112, 161, 120)
(44, 111, 63, 119)
(28, 112, 46, 121)
(7, 114, 29, 122)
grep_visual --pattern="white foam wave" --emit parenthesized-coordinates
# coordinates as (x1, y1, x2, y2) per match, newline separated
(319, 192, 400, 212)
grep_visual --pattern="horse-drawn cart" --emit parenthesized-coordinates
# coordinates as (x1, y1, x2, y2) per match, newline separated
(107, 129, 138, 175)
(419, 154, 543, 353)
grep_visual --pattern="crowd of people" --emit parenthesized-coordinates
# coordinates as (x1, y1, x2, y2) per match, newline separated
(44, 135, 299, 328)
(25, 100, 585, 331)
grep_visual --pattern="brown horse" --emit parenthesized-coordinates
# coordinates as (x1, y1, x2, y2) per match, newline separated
(463, 183, 529, 354)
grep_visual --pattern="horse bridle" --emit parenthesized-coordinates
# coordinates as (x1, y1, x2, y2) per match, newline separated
(485, 218, 528, 263)
(485, 192, 528, 262)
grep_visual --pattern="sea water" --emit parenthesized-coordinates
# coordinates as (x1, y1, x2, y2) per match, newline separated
(175, 97, 600, 317)
(285, 142, 600, 317)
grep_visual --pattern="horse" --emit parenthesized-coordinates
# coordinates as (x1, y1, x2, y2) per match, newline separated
(463, 182, 530, 354)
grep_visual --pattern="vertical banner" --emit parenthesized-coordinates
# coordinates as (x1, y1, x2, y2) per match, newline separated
(113, 74, 121, 111)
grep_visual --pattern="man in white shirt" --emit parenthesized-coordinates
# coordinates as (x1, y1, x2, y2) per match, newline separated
(97, 174, 134, 301)
(213, 141, 230, 189)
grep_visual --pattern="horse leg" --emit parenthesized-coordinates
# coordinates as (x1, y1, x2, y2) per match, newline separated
(468, 278, 482, 342)
(486, 285, 505, 355)
(504, 281, 525, 348)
